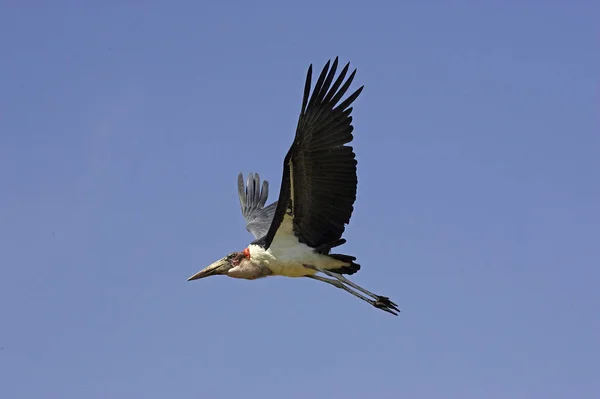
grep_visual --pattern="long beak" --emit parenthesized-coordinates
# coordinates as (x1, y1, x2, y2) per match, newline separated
(187, 257, 229, 281)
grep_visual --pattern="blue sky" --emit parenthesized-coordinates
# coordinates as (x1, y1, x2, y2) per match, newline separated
(1, 1, 598, 398)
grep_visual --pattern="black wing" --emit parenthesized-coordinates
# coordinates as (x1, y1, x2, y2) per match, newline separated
(237, 172, 278, 240)
(261, 57, 363, 250)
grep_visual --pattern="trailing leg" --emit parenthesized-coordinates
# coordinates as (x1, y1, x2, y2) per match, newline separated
(304, 272, 400, 316)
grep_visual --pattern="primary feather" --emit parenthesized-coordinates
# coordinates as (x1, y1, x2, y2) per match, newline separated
(237, 172, 277, 240)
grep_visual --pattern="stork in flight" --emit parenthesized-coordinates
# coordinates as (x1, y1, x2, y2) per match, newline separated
(188, 58, 400, 316)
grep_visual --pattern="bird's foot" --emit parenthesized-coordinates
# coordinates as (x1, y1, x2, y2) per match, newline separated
(373, 296, 401, 316)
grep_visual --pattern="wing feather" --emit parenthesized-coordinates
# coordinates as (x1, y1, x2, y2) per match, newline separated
(262, 57, 363, 251)
(237, 172, 277, 240)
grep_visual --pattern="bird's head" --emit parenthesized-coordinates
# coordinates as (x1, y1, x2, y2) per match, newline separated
(187, 249, 250, 281)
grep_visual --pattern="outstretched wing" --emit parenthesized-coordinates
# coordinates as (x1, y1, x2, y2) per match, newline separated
(262, 57, 363, 250)
(237, 172, 278, 240)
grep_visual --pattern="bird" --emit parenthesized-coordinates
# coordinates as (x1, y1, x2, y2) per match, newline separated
(187, 57, 400, 316)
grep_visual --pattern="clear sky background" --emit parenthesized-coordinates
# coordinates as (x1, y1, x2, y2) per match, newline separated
(1, 1, 598, 398)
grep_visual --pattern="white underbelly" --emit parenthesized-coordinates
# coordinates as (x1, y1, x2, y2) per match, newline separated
(248, 216, 348, 277)
(249, 215, 348, 277)
(269, 261, 317, 277)
(269, 244, 346, 277)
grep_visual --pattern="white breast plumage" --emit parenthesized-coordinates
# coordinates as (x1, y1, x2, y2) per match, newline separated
(248, 216, 347, 277)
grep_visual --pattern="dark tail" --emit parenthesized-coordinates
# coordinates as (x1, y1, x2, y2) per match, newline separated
(328, 253, 361, 275)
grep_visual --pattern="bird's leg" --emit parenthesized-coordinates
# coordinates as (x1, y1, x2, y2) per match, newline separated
(304, 264, 400, 315)
(323, 270, 400, 314)
(305, 275, 399, 316)
(321, 270, 382, 301)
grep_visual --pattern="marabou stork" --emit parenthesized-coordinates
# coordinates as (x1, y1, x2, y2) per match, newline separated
(188, 58, 399, 316)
